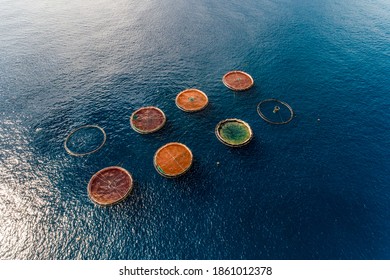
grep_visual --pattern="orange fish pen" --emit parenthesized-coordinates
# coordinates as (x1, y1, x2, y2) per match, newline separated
(130, 106, 166, 134)
(215, 118, 253, 147)
(222, 70, 254, 91)
(87, 166, 133, 206)
(154, 142, 193, 178)
(175, 89, 209, 112)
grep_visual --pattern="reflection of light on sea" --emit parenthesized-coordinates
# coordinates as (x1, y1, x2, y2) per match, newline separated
(0, 119, 59, 258)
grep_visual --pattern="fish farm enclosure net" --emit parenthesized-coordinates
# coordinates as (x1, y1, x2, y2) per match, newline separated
(215, 119, 253, 147)
(87, 166, 133, 206)
(175, 89, 209, 112)
(257, 99, 294, 124)
(222, 71, 254, 91)
(64, 125, 106, 156)
(154, 142, 193, 178)
(130, 106, 166, 134)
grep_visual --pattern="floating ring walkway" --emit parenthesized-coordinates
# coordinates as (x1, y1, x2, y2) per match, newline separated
(64, 125, 106, 156)
(257, 99, 294, 125)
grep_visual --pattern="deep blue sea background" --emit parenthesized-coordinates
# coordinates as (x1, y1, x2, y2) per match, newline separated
(0, 0, 389, 260)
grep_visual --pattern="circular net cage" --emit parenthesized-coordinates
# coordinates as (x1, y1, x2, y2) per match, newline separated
(175, 88, 209, 112)
(215, 119, 253, 147)
(64, 125, 106, 156)
(222, 70, 254, 91)
(87, 166, 133, 206)
(154, 142, 193, 178)
(257, 99, 294, 125)
(130, 106, 166, 134)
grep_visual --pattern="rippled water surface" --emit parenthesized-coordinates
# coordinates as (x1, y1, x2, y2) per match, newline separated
(1, 0, 389, 259)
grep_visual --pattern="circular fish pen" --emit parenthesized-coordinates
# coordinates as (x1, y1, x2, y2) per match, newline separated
(222, 71, 254, 91)
(215, 119, 253, 147)
(154, 142, 193, 178)
(257, 99, 294, 124)
(175, 88, 209, 112)
(87, 166, 133, 206)
(64, 125, 106, 156)
(130, 106, 166, 134)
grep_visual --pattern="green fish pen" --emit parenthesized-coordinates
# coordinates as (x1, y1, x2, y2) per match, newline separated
(215, 118, 253, 147)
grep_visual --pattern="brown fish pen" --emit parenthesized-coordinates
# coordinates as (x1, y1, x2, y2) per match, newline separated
(222, 70, 254, 91)
(215, 118, 253, 147)
(175, 89, 209, 112)
(87, 166, 133, 206)
(154, 142, 193, 178)
(130, 106, 166, 134)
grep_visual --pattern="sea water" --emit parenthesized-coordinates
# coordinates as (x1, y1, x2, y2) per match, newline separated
(0, 0, 389, 259)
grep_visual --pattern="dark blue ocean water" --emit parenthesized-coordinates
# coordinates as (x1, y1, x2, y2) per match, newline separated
(0, 0, 389, 260)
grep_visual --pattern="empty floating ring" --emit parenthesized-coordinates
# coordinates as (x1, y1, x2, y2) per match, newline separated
(154, 142, 193, 178)
(175, 88, 209, 112)
(87, 166, 133, 206)
(215, 118, 253, 147)
(64, 125, 106, 156)
(130, 106, 166, 134)
(257, 99, 294, 125)
(222, 70, 254, 91)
